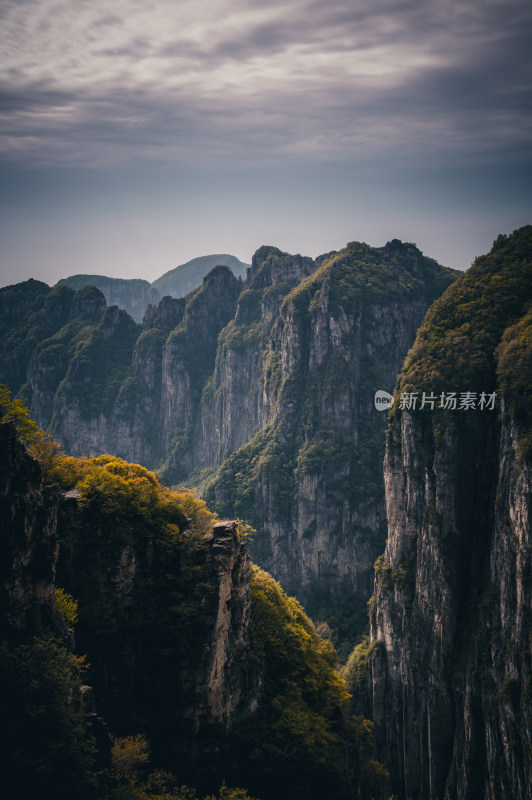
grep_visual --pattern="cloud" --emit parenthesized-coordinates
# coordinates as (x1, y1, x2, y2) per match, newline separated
(0, 0, 531, 168)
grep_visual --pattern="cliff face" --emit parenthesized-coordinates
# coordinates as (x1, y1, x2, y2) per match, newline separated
(368, 226, 532, 800)
(0, 422, 262, 776)
(189, 246, 320, 477)
(0, 421, 377, 799)
(0, 422, 61, 640)
(56, 502, 261, 767)
(0, 241, 457, 650)
(208, 240, 458, 647)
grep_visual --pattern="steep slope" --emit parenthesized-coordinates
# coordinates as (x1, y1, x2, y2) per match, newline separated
(57, 274, 160, 322)
(0, 406, 385, 800)
(0, 267, 242, 465)
(367, 225, 532, 800)
(0, 242, 457, 656)
(207, 240, 458, 650)
(152, 253, 250, 298)
(180, 245, 322, 484)
(0, 280, 90, 396)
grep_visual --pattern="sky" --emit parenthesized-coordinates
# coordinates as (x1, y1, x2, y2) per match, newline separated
(1, 0, 531, 287)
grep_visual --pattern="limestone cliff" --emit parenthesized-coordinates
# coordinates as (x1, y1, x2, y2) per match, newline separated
(56, 501, 261, 770)
(0, 241, 457, 652)
(208, 240, 457, 648)
(368, 226, 532, 799)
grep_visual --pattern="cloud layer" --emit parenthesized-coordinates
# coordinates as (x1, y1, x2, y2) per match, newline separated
(2, 0, 531, 168)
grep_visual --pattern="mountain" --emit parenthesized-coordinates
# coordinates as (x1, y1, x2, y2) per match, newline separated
(0, 414, 384, 800)
(0, 239, 458, 655)
(3, 227, 531, 797)
(151, 253, 249, 298)
(204, 241, 458, 651)
(364, 225, 532, 799)
(55, 254, 250, 323)
(56, 274, 160, 323)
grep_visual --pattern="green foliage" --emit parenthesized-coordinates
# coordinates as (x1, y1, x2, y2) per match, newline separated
(373, 554, 392, 589)
(205, 424, 295, 528)
(0, 382, 65, 474)
(112, 734, 151, 781)
(235, 518, 256, 544)
(0, 636, 97, 800)
(55, 586, 79, 629)
(229, 567, 387, 800)
(373, 554, 414, 598)
(57, 309, 139, 417)
(341, 635, 383, 694)
(496, 303, 532, 428)
(282, 238, 457, 317)
(295, 427, 352, 475)
(397, 225, 532, 400)
(341, 634, 371, 690)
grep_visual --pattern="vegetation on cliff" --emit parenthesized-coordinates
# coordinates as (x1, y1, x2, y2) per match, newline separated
(363, 225, 532, 800)
(1, 395, 385, 800)
(206, 239, 457, 655)
(398, 225, 532, 397)
(229, 567, 388, 800)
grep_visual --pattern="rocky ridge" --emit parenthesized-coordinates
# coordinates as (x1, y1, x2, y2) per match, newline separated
(367, 226, 532, 800)
(0, 239, 458, 649)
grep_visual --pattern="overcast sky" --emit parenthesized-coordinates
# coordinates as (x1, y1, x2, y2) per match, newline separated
(1, 0, 531, 286)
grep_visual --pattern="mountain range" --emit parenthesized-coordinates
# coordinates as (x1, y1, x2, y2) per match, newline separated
(1, 226, 531, 799)
(56, 253, 250, 322)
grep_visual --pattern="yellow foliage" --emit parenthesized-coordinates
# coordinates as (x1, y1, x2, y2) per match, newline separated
(111, 734, 150, 779)
(54, 587, 78, 629)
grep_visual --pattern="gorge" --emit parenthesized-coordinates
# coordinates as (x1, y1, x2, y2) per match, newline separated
(1, 226, 531, 799)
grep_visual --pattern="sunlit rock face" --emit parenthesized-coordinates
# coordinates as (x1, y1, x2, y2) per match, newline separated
(368, 226, 532, 800)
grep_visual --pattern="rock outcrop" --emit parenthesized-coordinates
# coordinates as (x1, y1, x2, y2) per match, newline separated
(207, 240, 458, 648)
(368, 226, 532, 799)
(56, 503, 261, 757)
(0, 421, 262, 778)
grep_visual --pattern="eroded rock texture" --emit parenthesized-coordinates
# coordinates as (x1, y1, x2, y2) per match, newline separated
(368, 226, 532, 800)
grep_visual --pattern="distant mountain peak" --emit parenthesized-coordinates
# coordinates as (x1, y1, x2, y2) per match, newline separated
(151, 253, 250, 298)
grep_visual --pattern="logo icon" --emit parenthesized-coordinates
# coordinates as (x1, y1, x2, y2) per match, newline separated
(374, 390, 394, 411)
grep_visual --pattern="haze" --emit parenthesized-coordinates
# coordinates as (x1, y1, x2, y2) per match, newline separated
(1, 0, 531, 286)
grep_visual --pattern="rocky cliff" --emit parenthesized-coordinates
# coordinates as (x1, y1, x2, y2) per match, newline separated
(0, 240, 457, 651)
(207, 240, 457, 649)
(0, 421, 262, 785)
(0, 415, 378, 799)
(56, 493, 262, 773)
(0, 421, 62, 640)
(368, 225, 532, 800)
